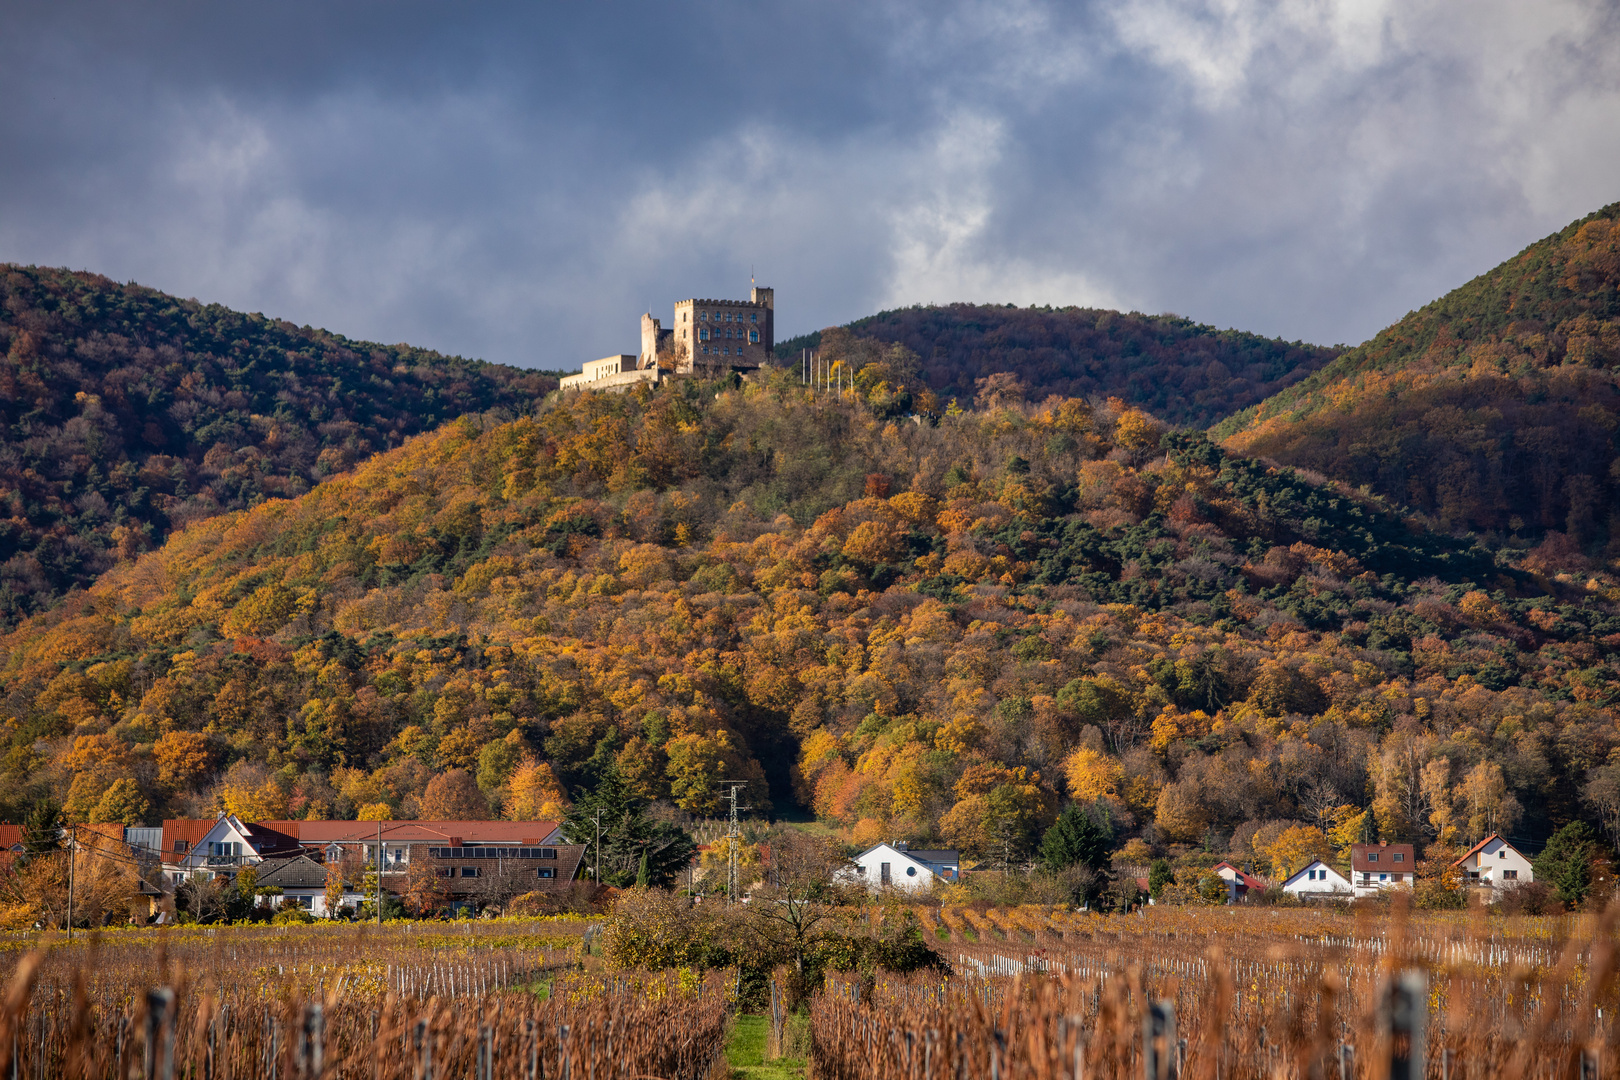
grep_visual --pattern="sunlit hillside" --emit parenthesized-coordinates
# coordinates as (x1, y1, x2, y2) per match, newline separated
(0, 266, 556, 623)
(1217, 202, 1620, 551)
(5, 367, 1616, 877)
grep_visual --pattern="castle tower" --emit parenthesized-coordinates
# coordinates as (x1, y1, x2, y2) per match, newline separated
(668, 287, 773, 373)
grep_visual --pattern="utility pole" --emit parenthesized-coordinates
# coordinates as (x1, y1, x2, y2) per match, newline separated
(723, 782, 750, 904)
(377, 820, 384, 926)
(592, 808, 604, 886)
(66, 825, 75, 942)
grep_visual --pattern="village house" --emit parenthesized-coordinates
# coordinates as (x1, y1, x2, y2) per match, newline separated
(1452, 833, 1533, 892)
(850, 843, 960, 893)
(1211, 862, 1269, 903)
(1279, 859, 1353, 899)
(158, 816, 581, 911)
(1351, 841, 1415, 896)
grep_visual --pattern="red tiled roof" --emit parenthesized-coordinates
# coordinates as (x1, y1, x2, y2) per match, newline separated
(1452, 833, 1520, 867)
(161, 818, 565, 850)
(275, 820, 562, 844)
(1351, 842, 1414, 873)
(0, 825, 21, 852)
(161, 819, 217, 857)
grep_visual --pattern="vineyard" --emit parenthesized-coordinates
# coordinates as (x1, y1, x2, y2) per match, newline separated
(0, 917, 730, 1080)
(811, 902, 1620, 1080)
(6, 904, 1620, 1079)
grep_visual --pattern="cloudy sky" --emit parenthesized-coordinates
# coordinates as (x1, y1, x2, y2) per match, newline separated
(3, 2, 1617, 371)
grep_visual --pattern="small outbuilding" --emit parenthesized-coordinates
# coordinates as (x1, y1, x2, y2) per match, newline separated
(1211, 862, 1269, 903)
(253, 855, 361, 917)
(1279, 859, 1353, 899)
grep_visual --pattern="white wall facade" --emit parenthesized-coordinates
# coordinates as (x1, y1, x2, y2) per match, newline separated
(850, 844, 958, 893)
(1280, 860, 1352, 898)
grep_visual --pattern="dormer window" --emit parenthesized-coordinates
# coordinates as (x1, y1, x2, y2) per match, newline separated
(1367, 853, 1378, 862)
(1393, 853, 1404, 863)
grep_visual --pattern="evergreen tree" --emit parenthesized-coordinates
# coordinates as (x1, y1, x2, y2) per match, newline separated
(1039, 802, 1114, 872)
(1534, 822, 1598, 907)
(1148, 858, 1173, 898)
(563, 766, 697, 888)
(21, 797, 62, 860)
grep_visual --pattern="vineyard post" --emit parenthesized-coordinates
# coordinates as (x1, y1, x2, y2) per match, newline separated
(1379, 971, 1427, 1080)
(1144, 1000, 1177, 1080)
(144, 987, 175, 1080)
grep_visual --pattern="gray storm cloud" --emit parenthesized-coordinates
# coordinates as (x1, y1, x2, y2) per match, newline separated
(1, 0, 1616, 370)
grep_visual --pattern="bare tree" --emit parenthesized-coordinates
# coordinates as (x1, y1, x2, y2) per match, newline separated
(742, 832, 859, 1004)
(469, 856, 535, 914)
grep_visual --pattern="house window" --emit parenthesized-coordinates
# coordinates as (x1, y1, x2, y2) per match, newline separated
(1380, 873, 1388, 881)
(1366, 853, 1378, 862)
(1393, 853, 1404, 863)
(880, 862, 891, 884)
(1306, 870, 1316, 880)
(1504, 869, 1518, 879)
(906, 866, 917, 877)
(540, 848, 557, 859)
(437, 868, 454, 878)
(537, 868, 555, 879)
(1499, 850, 1507, 859)
(297, 895, 313, 909)
(460, 867, 479, 878)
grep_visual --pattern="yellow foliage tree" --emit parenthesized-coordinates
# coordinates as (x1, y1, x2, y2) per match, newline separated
(1256, 824, 1331, 881)
(1062, 746, 1123, 802)
(506, 757, 571, 820)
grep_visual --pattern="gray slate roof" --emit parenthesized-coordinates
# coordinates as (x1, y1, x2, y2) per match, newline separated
(898, 849, 959, 864)
(253, 855, 328, 890)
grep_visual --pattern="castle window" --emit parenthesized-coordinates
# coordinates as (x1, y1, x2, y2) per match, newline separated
(749, 330, 759, 343)
(699, 329, 709, 341)
(751, 313, 758, 322)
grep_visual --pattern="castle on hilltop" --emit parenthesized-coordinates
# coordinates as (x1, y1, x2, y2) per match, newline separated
(561, 286, 774, 391)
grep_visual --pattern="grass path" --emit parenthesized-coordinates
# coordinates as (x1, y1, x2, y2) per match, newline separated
(724, 1014, 807, 1080)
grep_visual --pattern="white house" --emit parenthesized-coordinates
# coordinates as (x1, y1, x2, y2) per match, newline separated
(1279, 859, 1353, 899)
(1351, 842, 1415, 897)
(159, 815, 303, 884)
(1452, 833, 1533, 892)
(851, 843, 960, 893)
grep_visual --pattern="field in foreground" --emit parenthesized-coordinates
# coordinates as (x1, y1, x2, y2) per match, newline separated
(4, 904, 1620, 1079)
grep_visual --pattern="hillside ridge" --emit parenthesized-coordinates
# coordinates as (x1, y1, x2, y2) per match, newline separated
(777, 304, 1340, 428)
(0, 264, 556, 622)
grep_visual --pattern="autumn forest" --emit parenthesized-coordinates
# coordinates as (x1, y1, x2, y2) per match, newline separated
(1, 201, 1618, 902)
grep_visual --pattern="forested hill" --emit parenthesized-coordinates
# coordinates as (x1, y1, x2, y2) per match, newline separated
(1216, 202, 1620, 550)
(0, 266, 555, 623)
(7, 369, 1618, 887)
(776, 305, 1341, 427)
